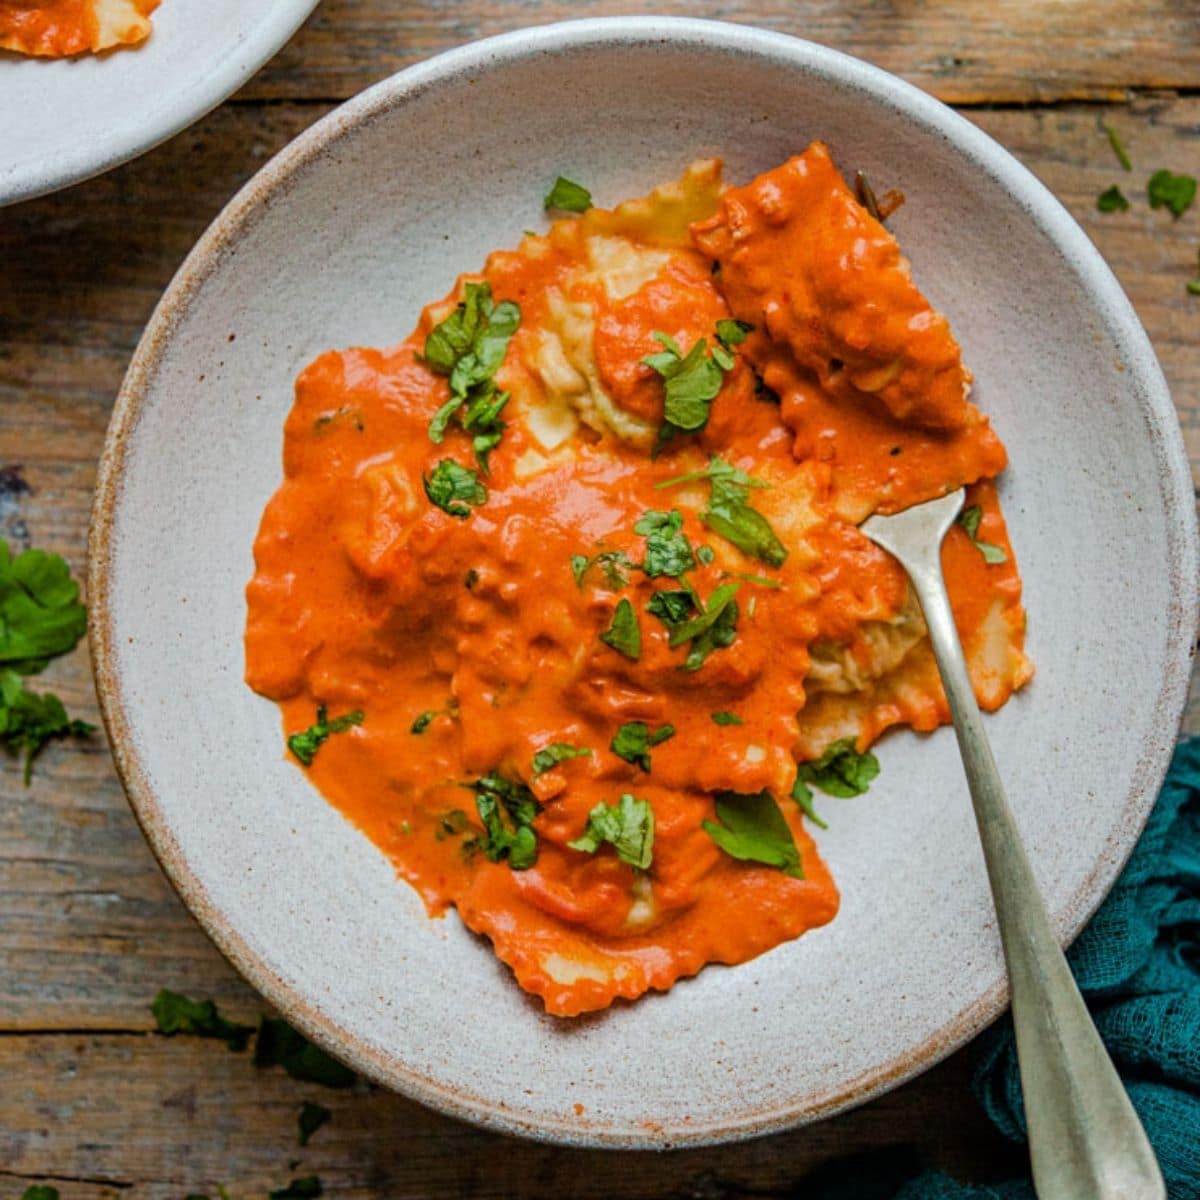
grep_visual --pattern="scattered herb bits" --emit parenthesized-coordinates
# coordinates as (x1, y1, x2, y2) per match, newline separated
(151, 989, 254, 1051)
(1147, 169, 1197, 219)
(600, 597, 642, 660)
(467, 773, 540, 870)
(703, 790, 803, 878)
(255, 1016, 356, 1088)
(270, 1178, 323, 1200)
(569, 793, 655, 869)
(544, 176, 593, 213)
(531, 742, 593, 775)
(791, 737, 881, 828)
(423, 459, 488, 518)
(287, 705, 364, 766)
(956, 504, 1008, 564)
(1097, 185, 1130, 213)
(298, 1101, 332, 1146)
(711, 711, 744, 726)
(610, 721, 675, 772)
(1103, 124, 1132, 172)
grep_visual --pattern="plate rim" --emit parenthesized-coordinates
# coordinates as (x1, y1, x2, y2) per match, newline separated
(0, 0, 321, 207)
(87, 15, 1200, 1148)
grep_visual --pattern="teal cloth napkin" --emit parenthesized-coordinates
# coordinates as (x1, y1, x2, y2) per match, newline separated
(819, 737, 1200, 1200)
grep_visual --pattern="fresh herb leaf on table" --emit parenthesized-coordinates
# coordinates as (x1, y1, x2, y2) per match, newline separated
(287, 705, 364, 766)
(21, 1187, 60, 1200)
(569, 793, 655, 869)
(255, 1016, 356, 1088)
(270, 1177, 323, 1199)
(298, 1101, 332, 1146)
(544, 176, 593, 213)
(703, 790, 804, 878)
(1103, 124, 1133, 172)
(1097, 185, 1130, 213)
(1147, 169, 1197, 219)
(151, 989, 254, 1051)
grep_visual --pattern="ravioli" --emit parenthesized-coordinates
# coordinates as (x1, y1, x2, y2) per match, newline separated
(0, 0, 159, 57)
(244, 144, 1032, 1016)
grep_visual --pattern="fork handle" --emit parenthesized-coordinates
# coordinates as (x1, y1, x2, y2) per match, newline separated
(905, 559, 1164, 1200)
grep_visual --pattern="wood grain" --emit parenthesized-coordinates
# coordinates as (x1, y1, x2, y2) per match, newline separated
(0, 69, 1197, 1200)
(248, 0, 1200, 106)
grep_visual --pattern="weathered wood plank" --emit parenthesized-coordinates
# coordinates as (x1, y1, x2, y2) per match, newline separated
(0, 1033, 1021, 1198)
(246, 0, 1200, 106)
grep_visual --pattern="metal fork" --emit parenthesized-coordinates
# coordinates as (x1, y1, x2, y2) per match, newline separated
(862, 488, 1164, 1200)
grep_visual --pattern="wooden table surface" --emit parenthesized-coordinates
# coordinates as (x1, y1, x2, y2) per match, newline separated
(1, 3, 1198, 1197)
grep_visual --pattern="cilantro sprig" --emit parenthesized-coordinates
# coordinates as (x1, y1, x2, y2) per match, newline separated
(703, 790, 803, 878)
(569, 793, 655, 869)
(423, 281, 521, 472)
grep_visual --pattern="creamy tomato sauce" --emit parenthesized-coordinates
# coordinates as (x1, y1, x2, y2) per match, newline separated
(245, 145, 1032, 1016)
(0, 0, 158, 56)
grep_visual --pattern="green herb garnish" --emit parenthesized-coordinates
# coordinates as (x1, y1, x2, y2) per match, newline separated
(531, 742, 593, 775)
(610, 721, 675, 772)
(423, 459, 487, 518)
(791, 737, 880, 828)
(657, 457, 787, 568)
(255, 1017, 355, 1088)
(544, 176, 593, 213)
(668, 581, 741, 671)
(467, 773, 540, 869)
(1104, 124, 1132, 172)
(568, 793, 655, 869)
(600, 597, 642, 660)
(646, 589, 696, 627)
(21, 1189, 60, 1200)
(298, 1101, 332, 1146)
(711, 711, 743, 726)
(571, 549, 634, 589)
(1148, 169, 1196, 219)
(956, 505, 1008, 564)
(270, 1177, 323, 1199)
(151, 989, 254, 1051)
(410, 711, 435, 734)
(423, 281, 520, 469)
(715, 318, 753, 352)
(1097, 185, 1130, 213)
(702, 790, 803, 878)
(635, 509, 696, 578)
(1, 668, 93, 785)
(287, 705, 364, 766)
(642, 332, 728, 443)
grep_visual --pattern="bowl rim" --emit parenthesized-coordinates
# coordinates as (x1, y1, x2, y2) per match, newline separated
(88, 15, 1200, 1148)
(0, 0, 320, 207)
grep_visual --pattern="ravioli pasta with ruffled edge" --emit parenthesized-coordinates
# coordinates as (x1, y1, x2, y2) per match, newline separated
(245, 143, 1033, 1017)
(0, 0, 158, 56)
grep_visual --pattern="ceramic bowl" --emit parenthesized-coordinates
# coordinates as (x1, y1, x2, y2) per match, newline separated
(0, 0, 319, 206)
(89, 18, 1198, 1147)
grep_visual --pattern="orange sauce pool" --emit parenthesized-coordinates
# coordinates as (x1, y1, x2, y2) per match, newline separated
(245, 145, 1032, 1016)
(0, 0, 159, 57)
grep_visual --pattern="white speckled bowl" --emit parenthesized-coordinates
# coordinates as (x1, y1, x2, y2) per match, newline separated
(89, 19, 1198, 1147)
(0, 0, 319, 206)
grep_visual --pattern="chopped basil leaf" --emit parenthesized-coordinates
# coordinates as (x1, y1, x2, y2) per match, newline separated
(466, 773, 539, 869)
(646, 589, 696, 628)
(1, 667, 93, 785)
(1097, 185, 1130, 213)
(410, 711, 435, 734)
(600, 598, 642, 660)
(298, 1101, 332, 1146)
(657, 457, 787, 568)
(791, 737, 881, 827)
(572, 549, 634, 589)
(287, 705, 364, 766)
(711, 711, 743, 726)
(702, 790, 803, 878)
(436, 809, 470, 840)
(568, 793, 655, 869)
(610, 721, 675, 772)
(423, 460, 487, 518)
(715, 318, 753, 349)
(270, 1178, 323, 1200)
(666, 580, 741, 660)
(532, 742, 593, 775)
(151, 989, 254, 1051)
(1104, 124, 1132, 172)
(422, 281, 520, 468)
(544, 176, 593, 213)
(1148, 169, 1196, 219)
(644, 333, 725, 431)
(635, 509, 696, 578)
(256, 1017, 356, 1088)
(956, 505, 1008, 564)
